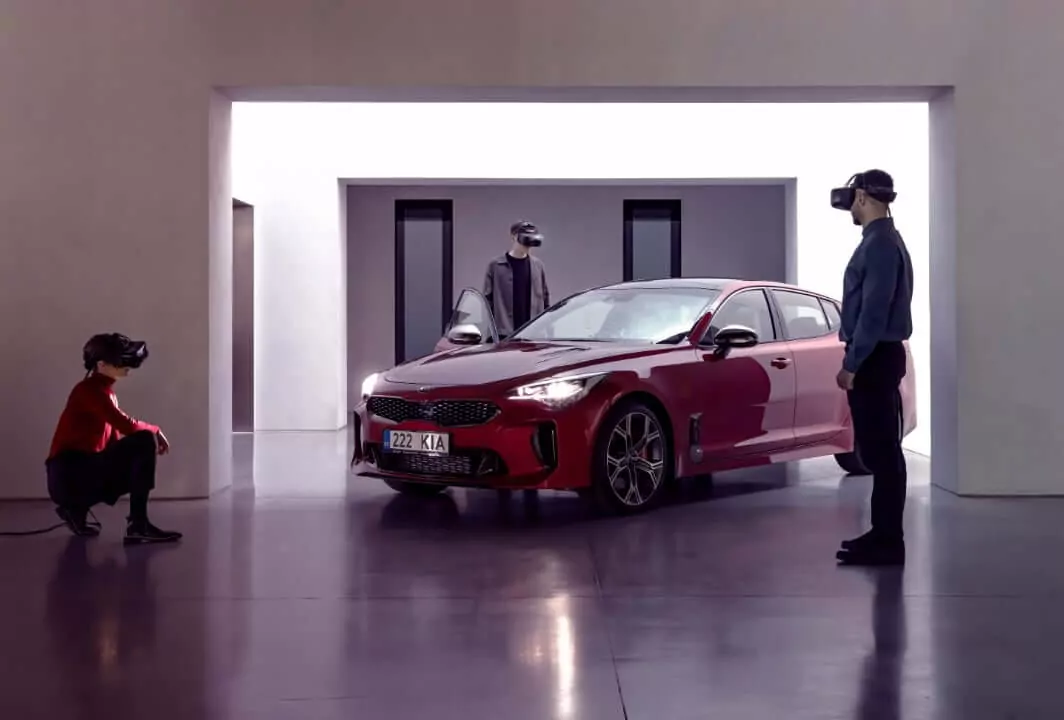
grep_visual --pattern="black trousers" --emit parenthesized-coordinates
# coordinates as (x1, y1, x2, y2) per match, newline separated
(46, 431, 157, 518)
(847, 342, 908, 542)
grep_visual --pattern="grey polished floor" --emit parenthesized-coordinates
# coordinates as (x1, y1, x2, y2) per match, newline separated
(2, 432, 1063, 719)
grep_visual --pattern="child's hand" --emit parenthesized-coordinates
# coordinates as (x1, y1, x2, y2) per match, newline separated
(156, 430, 171, 455)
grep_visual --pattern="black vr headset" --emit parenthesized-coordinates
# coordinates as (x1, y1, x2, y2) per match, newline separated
(511, 220, 544, 248)
(830, 170, 897, 211)
(83, 333, 149, 372)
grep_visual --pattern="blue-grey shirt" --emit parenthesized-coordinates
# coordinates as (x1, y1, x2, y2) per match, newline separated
(839, 217, 913, 373)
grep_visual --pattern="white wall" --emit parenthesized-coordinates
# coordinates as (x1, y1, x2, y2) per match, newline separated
(233, 103, 930, 454)
(0, 4, 217, 499)
(208, 93, 234, 495)
(345, 182, 788, 410)
(231, 126, 348, 431)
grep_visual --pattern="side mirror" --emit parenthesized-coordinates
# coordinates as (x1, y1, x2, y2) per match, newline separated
(446, 323, 483, 345)
(710, 324, 759, 353)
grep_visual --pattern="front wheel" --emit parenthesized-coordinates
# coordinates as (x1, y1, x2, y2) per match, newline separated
(590, 400, 672, 515)
(382, 479, 447, 496)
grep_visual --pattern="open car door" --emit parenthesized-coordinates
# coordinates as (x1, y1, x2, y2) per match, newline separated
(434, 288, 499, 352)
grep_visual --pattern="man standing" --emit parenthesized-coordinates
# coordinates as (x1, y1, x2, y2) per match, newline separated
(831, 170, 914, 566)
(482, 220, 550, 338)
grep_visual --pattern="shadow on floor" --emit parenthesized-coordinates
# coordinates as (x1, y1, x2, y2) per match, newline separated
(372, 462, 801, 534)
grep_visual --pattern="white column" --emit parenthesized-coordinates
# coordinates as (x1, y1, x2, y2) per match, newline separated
(233, 105, 348, 432)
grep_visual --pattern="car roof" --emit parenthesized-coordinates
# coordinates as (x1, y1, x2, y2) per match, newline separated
(598, 277, 809, 294)
(600, 277, 731, 291)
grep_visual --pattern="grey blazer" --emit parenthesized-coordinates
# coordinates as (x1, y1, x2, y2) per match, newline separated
(482, 254, 550, 337)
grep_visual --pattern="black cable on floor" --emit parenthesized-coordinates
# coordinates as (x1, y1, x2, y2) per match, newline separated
(0, 521, 68, 536)
(0, 510, 101, 537)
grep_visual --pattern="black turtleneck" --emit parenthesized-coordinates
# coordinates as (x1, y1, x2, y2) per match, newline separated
(507, 252, 532, 329)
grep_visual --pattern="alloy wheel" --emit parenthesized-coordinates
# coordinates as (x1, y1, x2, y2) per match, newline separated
(605, 410, 666, 507)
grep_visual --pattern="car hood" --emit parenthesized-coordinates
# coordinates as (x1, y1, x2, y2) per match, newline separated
(383, 341, 659, 387)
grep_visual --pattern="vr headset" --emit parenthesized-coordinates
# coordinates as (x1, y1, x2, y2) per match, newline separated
(511, 220, 544, 248)
(83, 333, 149, 371)
(830, 171, 897, 211)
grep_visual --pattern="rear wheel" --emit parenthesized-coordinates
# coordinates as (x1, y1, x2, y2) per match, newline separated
(590, 400, 672, 514)
(835, 408, 904, 476)
(382, 478, 447, 496)
(834, 450, 869, 475)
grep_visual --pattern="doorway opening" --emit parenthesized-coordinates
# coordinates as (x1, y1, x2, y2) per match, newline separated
(231, 100, 932, 458)
(232, 198, 254, 433)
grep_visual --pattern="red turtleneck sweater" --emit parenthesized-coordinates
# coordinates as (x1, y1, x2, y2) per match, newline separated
(48, 373, 159, 459)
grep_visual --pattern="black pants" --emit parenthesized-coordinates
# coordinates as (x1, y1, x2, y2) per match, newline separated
(847, 342, 907, 542)
(46, 431, 157, 521)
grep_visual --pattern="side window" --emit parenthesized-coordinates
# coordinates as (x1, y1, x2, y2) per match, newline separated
(447, 289, 496, 343)
(773, 290, 832, 340)
(708, 290, 776, 343)
(820, 299, 842, 331)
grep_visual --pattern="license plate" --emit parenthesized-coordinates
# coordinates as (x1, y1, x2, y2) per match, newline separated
(383, 429, 450, 455)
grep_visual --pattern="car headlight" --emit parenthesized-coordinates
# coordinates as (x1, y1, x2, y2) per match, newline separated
(361, 372, 380, 399)
(510, 372, 607, 407)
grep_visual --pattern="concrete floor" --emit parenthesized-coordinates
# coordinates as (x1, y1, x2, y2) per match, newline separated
(2, 432, 1063, 719)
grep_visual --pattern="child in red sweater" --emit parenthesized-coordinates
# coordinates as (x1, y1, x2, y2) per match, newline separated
(47, 333, 181, 544)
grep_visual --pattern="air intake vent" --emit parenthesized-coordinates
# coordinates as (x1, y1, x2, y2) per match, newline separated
(531, 422, 558, 469)
(367, 397, 499, 427)
(375, 447, 505, 478)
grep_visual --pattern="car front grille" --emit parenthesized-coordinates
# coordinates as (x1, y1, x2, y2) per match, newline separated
(367, 396, 499, 427)
(372, 446, 505, 478)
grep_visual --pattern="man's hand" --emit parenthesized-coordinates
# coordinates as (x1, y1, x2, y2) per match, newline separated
(836, 368, 855, 391)
(156, 430, 171, 456)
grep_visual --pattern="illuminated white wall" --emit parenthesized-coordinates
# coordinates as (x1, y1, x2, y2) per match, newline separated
(233, 103, 930, 454)
(232, 128, 348, 431)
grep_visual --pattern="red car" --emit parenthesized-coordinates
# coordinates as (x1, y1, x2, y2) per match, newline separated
(353, 279, 916, 514)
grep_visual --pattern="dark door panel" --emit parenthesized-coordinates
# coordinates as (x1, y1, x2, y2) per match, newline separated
(395, 200, 453, 363)
(623, 199, 682, 281)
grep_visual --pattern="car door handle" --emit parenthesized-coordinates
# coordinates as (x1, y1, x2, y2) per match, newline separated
(771, 357, 792, 369)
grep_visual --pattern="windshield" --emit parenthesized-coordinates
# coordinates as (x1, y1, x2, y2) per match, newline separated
(512, 287, 720, 343)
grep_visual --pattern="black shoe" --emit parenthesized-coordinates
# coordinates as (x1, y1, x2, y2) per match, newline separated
(836, 542, 905, 567)
(840, 530, 878, 551)
(124, 519, 182, 545)
(56, 506, 100, 537)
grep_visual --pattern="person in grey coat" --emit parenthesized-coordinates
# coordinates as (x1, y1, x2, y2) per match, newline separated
(482, 221, 551, 338)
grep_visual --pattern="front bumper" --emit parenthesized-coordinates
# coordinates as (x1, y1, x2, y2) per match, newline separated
(351, 393, 599, 491)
